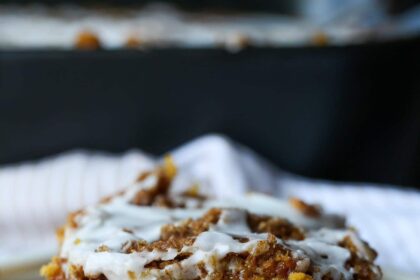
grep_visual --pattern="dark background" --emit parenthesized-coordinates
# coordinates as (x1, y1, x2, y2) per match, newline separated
(1, 0, 419, 14)
(1, 37, 420, 187)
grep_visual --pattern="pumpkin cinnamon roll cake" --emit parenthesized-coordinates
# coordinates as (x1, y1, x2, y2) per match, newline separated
(41, 157, 382, 280)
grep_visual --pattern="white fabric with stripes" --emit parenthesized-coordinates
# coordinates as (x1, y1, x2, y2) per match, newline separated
(0, 134, 419, 274)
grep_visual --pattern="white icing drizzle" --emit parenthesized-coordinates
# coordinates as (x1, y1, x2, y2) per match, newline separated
(203, 193, 345, 230)
(59, 173, 379, 280)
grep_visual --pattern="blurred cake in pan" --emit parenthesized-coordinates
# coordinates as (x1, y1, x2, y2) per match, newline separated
(41, 157, 382, 280)
(0, 3, 385, 51)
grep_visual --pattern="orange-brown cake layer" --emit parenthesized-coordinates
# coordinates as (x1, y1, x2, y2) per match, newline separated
(41, 158, 381, 280)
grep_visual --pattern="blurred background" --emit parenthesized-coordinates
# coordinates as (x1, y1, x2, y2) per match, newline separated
(1, 1, 420, 279)
(1, 0, 420, 187)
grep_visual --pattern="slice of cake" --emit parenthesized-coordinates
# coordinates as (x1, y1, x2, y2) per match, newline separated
(41, 157, 382, 280)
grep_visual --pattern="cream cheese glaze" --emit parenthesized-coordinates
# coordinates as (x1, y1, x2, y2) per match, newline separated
(55, 169, 381, 280)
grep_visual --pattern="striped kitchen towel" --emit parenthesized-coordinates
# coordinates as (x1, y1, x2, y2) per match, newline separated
(0, 134, 419, 276)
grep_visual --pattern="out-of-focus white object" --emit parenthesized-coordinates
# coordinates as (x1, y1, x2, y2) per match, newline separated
(296, 0, 386, 25)
(0, 134, 419, 279)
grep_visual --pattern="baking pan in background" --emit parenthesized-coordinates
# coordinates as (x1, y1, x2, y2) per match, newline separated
(0, 0, 417, 14)
(0, 37, 420, 187)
